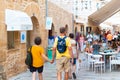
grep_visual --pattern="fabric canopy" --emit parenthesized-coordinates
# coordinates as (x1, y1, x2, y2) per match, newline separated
(5, 9, 33, 31)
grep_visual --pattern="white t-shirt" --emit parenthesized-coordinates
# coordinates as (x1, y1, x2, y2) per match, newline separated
(87, 34, 93, 42)
(70, 39, 77, 58)
(113, 35, 118, 39)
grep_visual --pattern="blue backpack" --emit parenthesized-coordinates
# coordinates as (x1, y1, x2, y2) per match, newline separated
(57, 36, 67, 53)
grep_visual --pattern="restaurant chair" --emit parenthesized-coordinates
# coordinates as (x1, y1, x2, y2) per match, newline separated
(109, 55, 120, 72)
(87, 53, 95, 71)
(92, 55, 105, 73)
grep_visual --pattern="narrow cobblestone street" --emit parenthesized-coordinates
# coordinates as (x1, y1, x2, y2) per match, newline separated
(0, 0, 120, 80)
(9, 53, 120, 80)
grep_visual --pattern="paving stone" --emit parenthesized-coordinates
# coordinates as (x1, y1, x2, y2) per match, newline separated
(9, 53, 120, 80)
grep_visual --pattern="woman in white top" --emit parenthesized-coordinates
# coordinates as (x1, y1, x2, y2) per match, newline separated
(69, 33, 79, 79)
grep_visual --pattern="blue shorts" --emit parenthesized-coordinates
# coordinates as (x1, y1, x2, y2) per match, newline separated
(30, 66, 43, 73)
(73, 58, 77, 65)
(70, 58, 77, 65)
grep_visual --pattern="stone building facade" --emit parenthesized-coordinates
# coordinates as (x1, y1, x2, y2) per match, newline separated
(0, 0, 73, 79)
(74, 22, 85, 35)
(47, 1, 73, 36)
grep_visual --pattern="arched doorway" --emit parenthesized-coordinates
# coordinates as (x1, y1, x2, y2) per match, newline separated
(27, 16, 40, 49)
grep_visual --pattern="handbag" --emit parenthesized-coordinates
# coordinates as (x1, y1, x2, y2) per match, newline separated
(25, 46, 33, 68)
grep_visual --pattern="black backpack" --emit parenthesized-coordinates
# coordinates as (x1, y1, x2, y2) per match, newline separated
(57, 36, 67, 53)
(25, 46, 33, 67)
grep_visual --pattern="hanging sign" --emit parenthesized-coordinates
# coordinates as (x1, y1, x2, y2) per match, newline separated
(45, 17, 52, 30)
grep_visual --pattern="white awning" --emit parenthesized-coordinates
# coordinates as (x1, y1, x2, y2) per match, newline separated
(5, 9, 33, 31)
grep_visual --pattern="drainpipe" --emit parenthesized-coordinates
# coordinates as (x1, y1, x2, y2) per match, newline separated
(46, 0, 48, 17)
(45, 0, 49, 54)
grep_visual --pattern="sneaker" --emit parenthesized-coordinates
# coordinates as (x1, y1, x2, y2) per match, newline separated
(72, 73, 76, 79)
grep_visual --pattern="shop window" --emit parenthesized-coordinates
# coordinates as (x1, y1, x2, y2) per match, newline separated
(76, 7, 78, 10)
(75, 0, 78, 5)
(7, 31, 19, 49)
(7, 31, 14, 49)
(81, 25, 84, 31)
(86, 26, 92, 33)
(75, 15, 78, 19)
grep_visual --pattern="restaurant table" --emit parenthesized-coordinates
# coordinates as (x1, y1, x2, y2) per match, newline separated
(99, 51, 118, 61)
(99, 51, 118, 71)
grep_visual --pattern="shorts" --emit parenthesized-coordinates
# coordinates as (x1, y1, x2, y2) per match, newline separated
(70, 58, 77, 65)
(56, 57, 70, 73)
(73, 58, 77, 65)
(30, 66, 43, 73)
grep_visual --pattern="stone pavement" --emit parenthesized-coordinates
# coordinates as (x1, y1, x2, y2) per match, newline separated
(9, 53, 120, 80)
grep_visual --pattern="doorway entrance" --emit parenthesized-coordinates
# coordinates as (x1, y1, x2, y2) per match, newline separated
(27, 16, 39, 49)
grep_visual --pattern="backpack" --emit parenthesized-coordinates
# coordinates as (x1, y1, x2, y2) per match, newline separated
(57, 36, 67, 53)
(25, 46, 33, 67)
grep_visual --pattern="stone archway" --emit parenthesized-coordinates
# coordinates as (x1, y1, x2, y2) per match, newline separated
(27, 16, 40, 48)
(24, 2, 47, 48)
(23, 2, 44, 48)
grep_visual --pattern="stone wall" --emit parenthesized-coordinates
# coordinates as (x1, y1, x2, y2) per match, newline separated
(0, 0, 74, 79)
(23, 1, 46, 48)
(0, 0, 46, 79)
(48, 1, 73, 35)
(0, 0, 7, 80)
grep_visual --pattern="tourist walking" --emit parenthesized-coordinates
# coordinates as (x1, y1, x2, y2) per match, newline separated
(29, 37, 52, 80)
(75, 32, 80, 50)
(69, 33, 79, 79)
(52, 27, 73, 80)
